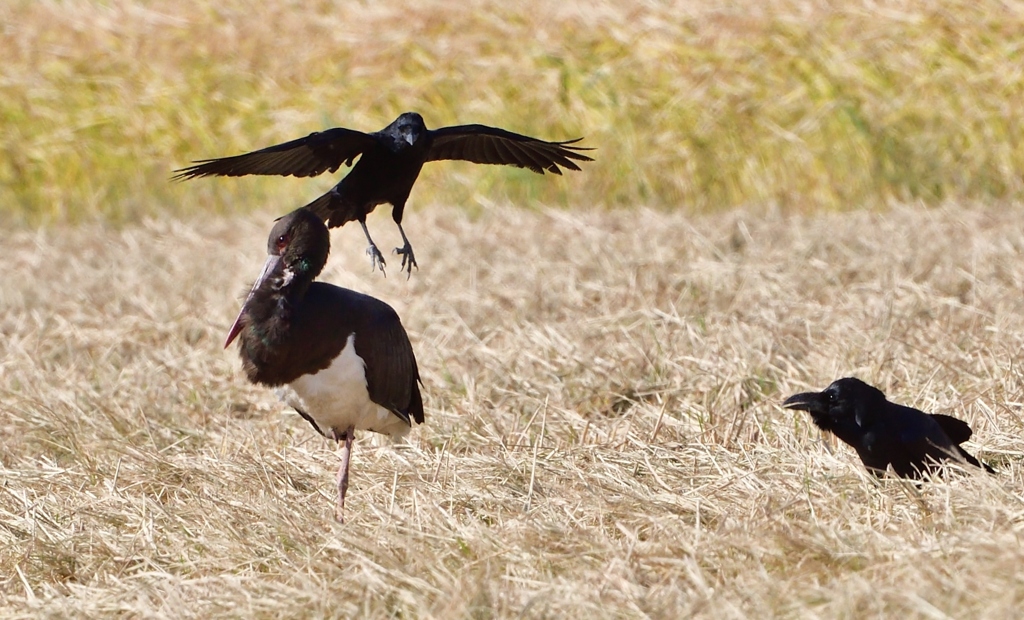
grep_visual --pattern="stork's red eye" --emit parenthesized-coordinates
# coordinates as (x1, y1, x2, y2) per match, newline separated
(276, 234, 289, 251)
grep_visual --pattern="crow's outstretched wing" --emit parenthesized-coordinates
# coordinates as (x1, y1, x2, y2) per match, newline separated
(426, 125, 593, 174)
(173, 128, 379, 180)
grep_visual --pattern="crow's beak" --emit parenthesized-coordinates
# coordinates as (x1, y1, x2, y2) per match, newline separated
(224, 254, 280, 348)
(782, 391, 826, 414)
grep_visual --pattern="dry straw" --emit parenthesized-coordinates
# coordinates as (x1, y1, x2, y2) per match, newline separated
(4, 0, 1024, 616)
(2, 202, 1023, 617)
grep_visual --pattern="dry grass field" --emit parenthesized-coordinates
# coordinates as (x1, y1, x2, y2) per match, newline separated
(6, 0, 1024, 617)
(3, 202, 1024, 617)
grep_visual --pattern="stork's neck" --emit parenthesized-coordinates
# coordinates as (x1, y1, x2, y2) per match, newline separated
(244, 260, 315, 346)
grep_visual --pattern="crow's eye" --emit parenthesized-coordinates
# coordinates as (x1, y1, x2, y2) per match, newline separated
(826, 391, 837, 403)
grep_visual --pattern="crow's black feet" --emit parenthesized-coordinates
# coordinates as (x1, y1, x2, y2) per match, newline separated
(393, 242, 418, 278)
(367, 244, 387, 276)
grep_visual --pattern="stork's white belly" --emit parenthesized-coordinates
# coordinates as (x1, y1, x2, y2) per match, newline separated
(285, 333, 410, 439)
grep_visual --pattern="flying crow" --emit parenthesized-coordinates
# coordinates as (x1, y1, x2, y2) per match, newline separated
(174, 112, 593, 276)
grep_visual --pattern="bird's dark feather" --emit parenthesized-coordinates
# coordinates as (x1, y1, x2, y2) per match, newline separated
(929, 413, 974, 445)
(174, 113, 594, 275)
(235, 210, 422, 425)
(426, 125, 593, 174)
(783, 377, 994, 478)
(172, 128, 377, 180)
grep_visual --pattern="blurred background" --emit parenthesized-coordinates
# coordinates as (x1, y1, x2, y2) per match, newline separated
(4, 0, 1023, 225)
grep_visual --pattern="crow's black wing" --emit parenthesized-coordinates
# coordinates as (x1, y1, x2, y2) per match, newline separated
(426, 125, 593, 175)
(173, 128, 379, 180)
(930, 414, 994, 473)
(929, 413, 974, 445)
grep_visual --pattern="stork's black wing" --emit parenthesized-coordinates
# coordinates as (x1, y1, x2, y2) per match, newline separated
(352, 301, 425, 427)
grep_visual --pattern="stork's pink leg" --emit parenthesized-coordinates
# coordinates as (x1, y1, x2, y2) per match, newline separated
(335, 426, 355, 523)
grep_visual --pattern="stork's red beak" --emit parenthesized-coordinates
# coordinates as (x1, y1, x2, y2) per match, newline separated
(224, 254, 280, 348)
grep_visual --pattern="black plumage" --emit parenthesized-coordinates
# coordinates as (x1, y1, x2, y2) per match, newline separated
(783, 377, 994, 479)
(176, 112, 593, 275)
(226, 207, 423, 521)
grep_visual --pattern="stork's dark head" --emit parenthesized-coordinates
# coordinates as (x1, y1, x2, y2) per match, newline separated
(224, 208, 330, 347)
(263, 208, 330, 275)
(783, 377, 887, 431)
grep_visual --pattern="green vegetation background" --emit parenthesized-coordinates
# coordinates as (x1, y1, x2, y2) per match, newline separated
(3, 0, 1022, 224)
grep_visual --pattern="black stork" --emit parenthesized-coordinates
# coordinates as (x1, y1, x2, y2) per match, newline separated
(783, 377, 995, 479)
(174, 112, 593, 276)
(225, 207, 424, 522)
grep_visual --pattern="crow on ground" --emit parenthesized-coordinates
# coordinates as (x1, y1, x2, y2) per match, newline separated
(174, 112, 593, 276)
(783, 377, 995, 478)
